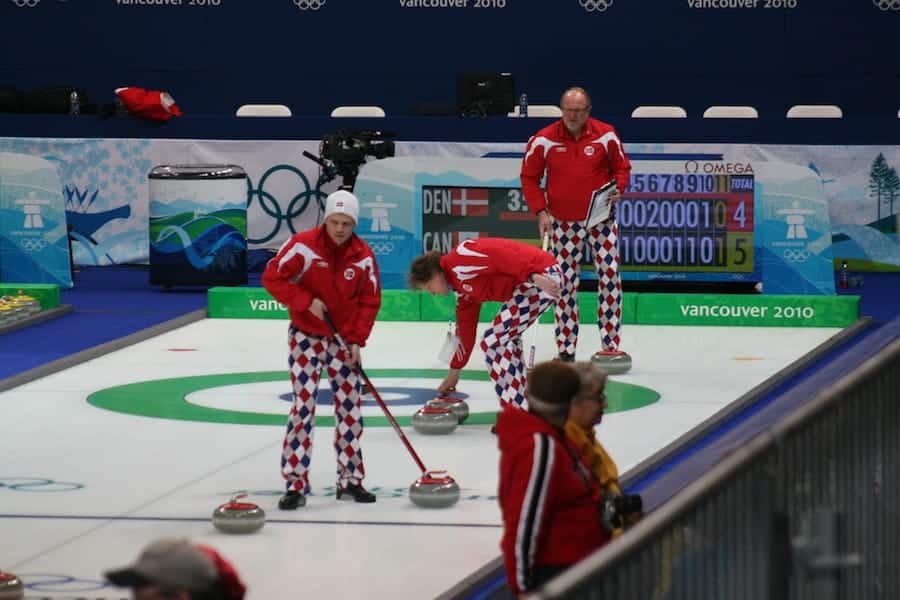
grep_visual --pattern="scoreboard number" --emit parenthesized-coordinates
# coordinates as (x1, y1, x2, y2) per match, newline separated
(506, 188, 528, 212)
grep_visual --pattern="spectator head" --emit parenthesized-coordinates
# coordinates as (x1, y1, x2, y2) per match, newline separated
(570, 361, 609, 428)
(525, 360, 581, 426)
(105, 538, 245, 600)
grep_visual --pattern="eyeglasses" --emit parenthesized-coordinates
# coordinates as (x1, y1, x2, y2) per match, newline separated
(579, 390, 606, 404)
(562, 107, 590, 115)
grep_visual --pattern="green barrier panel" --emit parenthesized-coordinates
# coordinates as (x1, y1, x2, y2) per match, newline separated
(623, 292, 636, 325)
(377, 289, 420, 321)
(208, 287, 421, 321)
(207, 287, 287, 319)
(419, 293, 509, 322)
(207, 287, 858, 328)
(417, 290, 625, 324)
(0, 283, 60, 310)
(204, 287, 635, 324)
(419, 291, 454, 321)
(635, 293, 860, 327)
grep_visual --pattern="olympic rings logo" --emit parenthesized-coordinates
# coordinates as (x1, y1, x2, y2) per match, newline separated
(19, 238, 48, 252)
(11, 0, 40, 7)
(245, 165, 326, 244)
(782, 249, 810, 263)
(579, 0, 613, 12)
(0, 477, 84, 492)
(15, 574, 110, 593)
(293, 0, 326, 9)
(369, 242, 395, 255)
(874, 0, 900, 10)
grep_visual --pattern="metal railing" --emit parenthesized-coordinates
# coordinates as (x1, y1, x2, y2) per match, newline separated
(530, 336, 900, 600)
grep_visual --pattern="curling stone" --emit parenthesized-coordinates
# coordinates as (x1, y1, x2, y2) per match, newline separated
(590, 350, 633, 375)
(411, 405, 458, 435)
(426, 395, 469, 424)
(408, 471, 461, 508)
(212, 492, 265, 534)
(0, 571, 24, 600)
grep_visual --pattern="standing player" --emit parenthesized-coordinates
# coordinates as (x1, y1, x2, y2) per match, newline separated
(520, 86, 632, 363)
(262, 190, 381, 509)
(407, 237, 568, 409)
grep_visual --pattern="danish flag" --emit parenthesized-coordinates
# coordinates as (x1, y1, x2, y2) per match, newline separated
(450, 188, 489, 217)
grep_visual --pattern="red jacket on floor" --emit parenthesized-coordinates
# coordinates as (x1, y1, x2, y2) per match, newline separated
(261, 226, 381, 345)
(520, 117, 632, 222)
(496, 405, 609, 596)
(440, 237, 556, 369)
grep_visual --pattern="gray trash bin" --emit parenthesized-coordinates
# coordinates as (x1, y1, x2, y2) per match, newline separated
(148, 164, 248, 287)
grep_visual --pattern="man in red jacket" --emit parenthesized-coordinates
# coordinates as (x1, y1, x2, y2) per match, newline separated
(520, 86, 632, 363)
(496, 360, 610, 595)
(407, 237, 568, 408)
(262, 190, 381, 509)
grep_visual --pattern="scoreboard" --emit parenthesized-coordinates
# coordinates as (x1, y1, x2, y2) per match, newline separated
(421, 173, 758, 282)
(618, 173, 754, 272)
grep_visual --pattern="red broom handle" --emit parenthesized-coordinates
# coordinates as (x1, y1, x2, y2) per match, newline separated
(323, 313, 428, 474)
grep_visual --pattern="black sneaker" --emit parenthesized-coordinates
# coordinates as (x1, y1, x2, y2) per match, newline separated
(336, 483, 376, 503)
(556, 352, 575, 363)
(278, 490, 306, 510)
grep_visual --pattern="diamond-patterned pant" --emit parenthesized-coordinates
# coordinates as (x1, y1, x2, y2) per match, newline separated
(551, 219, 622, 353)
(479, 266, 566, 408)
(282, 325, 365, 495)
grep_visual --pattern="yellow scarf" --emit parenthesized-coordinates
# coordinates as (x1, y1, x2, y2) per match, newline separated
(565, 420, 625, 537)
(564, 420, 621, 495)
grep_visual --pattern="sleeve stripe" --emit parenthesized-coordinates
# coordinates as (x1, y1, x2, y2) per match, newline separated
(278, 241, 318, 282)
(515, 432, 555, 592)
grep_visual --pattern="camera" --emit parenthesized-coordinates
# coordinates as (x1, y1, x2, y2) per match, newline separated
(321, 128, 395, 165)
(599, 492, 643, 534)
(305, 128, 396, 191)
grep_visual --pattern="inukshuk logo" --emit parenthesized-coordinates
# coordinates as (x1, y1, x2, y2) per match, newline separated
(873, 0, 900, 10)
(293, 0, 326, 9)
(579, 0, 613, 12)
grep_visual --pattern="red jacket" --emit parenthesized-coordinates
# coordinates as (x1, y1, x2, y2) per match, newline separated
(261, 226, 381, 346)
(497, 406, 609, 596)
(520, 117, 632, 222)
(440, 238, 556, 369)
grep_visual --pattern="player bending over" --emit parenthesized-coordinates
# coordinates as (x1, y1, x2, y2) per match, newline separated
(408, 237, 569, 408)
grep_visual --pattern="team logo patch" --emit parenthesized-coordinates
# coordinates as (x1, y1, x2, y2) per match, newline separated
(344, 268, 356, 280)
(584, 146, 596, 156)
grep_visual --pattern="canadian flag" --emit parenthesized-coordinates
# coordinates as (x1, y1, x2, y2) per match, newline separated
(451, 188, 489, 217)
(452, 231, 482, 246)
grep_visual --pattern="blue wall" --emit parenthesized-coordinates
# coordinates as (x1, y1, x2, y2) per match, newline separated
(0, 0, 898, 118)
